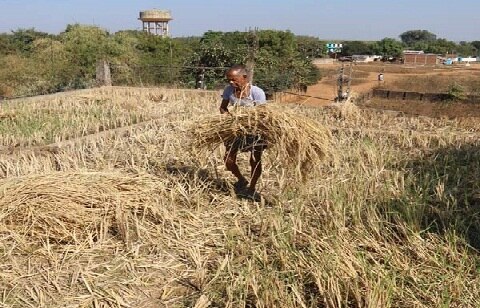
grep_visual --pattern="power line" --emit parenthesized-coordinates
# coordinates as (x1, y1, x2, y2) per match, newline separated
(110, 64, 229, 70)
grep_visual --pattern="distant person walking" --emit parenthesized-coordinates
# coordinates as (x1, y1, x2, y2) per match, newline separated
(378, 73, 384, 82)
(219, 64, 267, 201)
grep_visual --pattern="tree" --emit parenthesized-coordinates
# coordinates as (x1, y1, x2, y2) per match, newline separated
(409, 38, 457, 55)
(248, 30, 320, 93)
(295, 36, 326, 58)
(0, 34, 13, 55)
(184, 30, 320, 93)
(9, 28, 51, 54)
(455, 42, 476, 57)
(0, 26, 322, 96)
(61, 24, 122, 88)
(400, 30, 437, 46)
(31, 37, 71, 93)
(184, 31, 248, 88)
(373, 38, 404, 57)
(470, 41, 480, 56)
(0, 54, 33, 96)
(341, 41, 375, 56)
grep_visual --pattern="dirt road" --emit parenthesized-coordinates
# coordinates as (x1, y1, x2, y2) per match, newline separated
(293, 63, 393, 106)
(293, 63, 480, 107)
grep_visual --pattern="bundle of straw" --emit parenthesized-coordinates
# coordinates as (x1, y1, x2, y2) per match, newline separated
(190, 105, 331, 180)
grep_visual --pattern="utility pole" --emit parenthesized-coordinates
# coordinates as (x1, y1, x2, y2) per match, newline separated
(169, 39, 173, 85)
(245, 27, 258, 84)
(336, 62, 354, 103)
(337, 64, 344, 102)
(50, 38, 54, 84)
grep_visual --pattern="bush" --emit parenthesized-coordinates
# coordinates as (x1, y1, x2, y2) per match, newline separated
(447, 83, 466, 101)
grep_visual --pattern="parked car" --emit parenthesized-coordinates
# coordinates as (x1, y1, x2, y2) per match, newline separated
(381, 56, 401, 63)
(338, 56, 353, 62)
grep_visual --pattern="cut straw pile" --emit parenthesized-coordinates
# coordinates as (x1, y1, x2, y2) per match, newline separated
(0, 171, 165, 247)
(190, 105, 331, 179)
(0, 112, 16, 120)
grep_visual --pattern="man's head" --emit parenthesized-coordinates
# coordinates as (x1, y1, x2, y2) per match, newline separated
(226, 65, 249, 89)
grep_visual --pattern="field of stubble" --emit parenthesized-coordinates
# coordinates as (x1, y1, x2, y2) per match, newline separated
(0, 87, 479, 307)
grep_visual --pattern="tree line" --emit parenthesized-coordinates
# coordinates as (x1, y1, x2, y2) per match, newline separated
(340, 30, 479, 58)
(0, 25, 322, 98)
(0, 26, 477, 98)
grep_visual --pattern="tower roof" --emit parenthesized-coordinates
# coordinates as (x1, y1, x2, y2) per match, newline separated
(139, 9, 172, 22)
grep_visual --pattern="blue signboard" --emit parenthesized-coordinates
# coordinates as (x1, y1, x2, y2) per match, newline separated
(326, 43, 342, 53)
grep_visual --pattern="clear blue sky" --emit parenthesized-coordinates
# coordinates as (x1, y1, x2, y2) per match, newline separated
(0, 0, 479, 41)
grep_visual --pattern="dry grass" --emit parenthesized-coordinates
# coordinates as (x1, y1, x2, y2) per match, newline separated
(0, 87, 216, 147)
(0, 112, 16, 120)
(0, 94, 147, 147)
(316, 65, 371, 85)
(355, 63, 436, 74)
(361, 98, 480, 118)
(386, 74, 480, 94)
(0, 87, 479, 307)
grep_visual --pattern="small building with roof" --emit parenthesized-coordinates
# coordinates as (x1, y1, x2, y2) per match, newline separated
(403, 51, 440, 66)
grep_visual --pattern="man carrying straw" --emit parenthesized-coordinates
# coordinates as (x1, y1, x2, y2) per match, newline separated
(219, 64, 267, 201)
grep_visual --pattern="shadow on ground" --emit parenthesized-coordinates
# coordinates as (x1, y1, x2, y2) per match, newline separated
(163, 159, 276, 206)
(386, 143, 480, 250)
(164, 159, 231, 193)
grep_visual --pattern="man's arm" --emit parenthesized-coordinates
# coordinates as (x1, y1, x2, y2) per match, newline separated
(220, 86, 232, 114)
(220, 98, 229, 114)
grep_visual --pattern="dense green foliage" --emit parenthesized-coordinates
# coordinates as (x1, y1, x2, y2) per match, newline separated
(399, 30, 478, 56)
(400, 29, 437, 45)
(296, 35, 327, 58)
(183, 30, 321, 93)
(0, 25, 322, 97)
(341, 41, 376, 56)
(372, 38, 404, 57)
(338, 30, 478, 58)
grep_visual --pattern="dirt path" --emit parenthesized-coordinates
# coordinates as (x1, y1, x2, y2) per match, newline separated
(290, 63, 480, 107)
(293, 64, 399, 106)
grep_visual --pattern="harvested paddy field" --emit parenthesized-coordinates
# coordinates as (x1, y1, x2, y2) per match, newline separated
(1, 87, 480, 307)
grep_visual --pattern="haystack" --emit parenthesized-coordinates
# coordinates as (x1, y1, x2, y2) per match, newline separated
(0, 171, 164, 247)
(190, 105, 331, 180)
